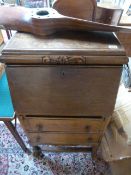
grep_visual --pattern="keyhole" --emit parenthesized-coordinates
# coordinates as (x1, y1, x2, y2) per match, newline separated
(60, 70, 65, 78)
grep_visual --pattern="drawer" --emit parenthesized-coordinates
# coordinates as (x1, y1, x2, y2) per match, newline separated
(7, 66, 122, 116)
(27, 132, 101, 146)
(19, 116, 105, 133)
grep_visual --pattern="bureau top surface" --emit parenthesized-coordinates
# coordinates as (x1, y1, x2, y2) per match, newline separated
(1, 31, 128, 65)
(2, 31, 126, 56)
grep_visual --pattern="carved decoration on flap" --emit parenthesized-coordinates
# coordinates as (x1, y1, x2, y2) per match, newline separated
(42, 55, 87, 64)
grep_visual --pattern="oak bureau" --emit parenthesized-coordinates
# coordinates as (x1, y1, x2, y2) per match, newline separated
(0, 31, 128, 157)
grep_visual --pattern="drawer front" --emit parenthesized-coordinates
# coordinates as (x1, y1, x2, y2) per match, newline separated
(7, 66, 121, 116)
(19, 117, 105, 133)
(27, 132, 100, 146)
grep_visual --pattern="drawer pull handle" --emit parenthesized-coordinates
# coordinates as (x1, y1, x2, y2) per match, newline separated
(88, 137, 93, 142)
(37, 124, 43, 131)
(85, 125, 91, 132)
(36, 136, 41, 142)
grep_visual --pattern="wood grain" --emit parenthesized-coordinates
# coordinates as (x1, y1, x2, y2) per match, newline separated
(2, 31, 128, 155)
(0, 6, 131, 36)
(1, 55, 128, 65)
(19, 116, 105, 133)
(53, 0, 96, 20)
(28, 132, 100, 146)
(1, 32, 127, 57)
(6, 66, 122, 117)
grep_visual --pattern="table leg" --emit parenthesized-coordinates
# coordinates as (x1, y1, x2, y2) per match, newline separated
(5, 30, 11, 39)
(4, 121, 30, 154)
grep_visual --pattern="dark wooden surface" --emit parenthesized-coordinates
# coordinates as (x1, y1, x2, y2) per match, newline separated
(1, 32, 127, 57)
(19, 116, 105, 133)
(28, 132, 100, 146)
(1, 55, 128, 65)
(6, 66, 122, 117)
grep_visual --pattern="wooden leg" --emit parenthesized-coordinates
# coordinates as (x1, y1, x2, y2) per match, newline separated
(33, 146, 43, 158)
(4, 121, 31, 154)
(92, 146, 98, 160)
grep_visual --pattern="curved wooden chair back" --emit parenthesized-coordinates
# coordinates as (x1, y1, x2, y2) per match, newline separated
(53, 0, 97, 21)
